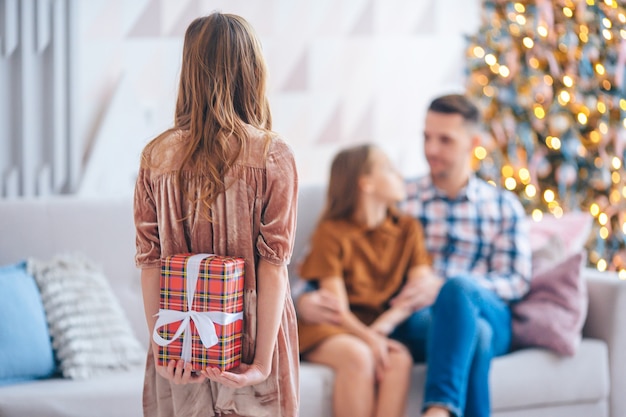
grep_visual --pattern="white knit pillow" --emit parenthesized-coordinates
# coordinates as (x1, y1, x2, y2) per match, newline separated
(27, 254, 145, 379)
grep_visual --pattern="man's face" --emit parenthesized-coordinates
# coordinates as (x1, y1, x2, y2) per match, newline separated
(423, 111, 475, 181)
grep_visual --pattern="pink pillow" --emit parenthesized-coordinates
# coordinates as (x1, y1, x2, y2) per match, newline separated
(511, 251, 587, 356)
(511, 212, 592, 356)
(529, 212, 592, 268)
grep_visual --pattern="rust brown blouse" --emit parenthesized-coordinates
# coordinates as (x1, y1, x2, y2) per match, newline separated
(134, 126, 299, 417)
(298, 211, 431, 353)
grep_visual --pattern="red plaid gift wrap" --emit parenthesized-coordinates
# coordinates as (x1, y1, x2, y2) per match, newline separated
(152, 253, 244, 371)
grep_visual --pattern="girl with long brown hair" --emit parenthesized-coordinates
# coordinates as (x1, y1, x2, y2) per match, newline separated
(134, 12, 298, 417)
(297, 144, 435, 417)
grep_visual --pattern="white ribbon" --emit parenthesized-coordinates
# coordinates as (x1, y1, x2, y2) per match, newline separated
(152, 254, 243, 363)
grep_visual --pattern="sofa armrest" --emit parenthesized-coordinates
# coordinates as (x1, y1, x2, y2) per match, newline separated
(582, 268, 626, 417)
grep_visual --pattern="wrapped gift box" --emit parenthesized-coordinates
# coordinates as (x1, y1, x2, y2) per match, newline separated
(153, 253, 244, 371)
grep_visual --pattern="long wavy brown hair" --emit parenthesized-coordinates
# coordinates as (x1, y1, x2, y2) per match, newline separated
(321, 144, 374, 221)
(146, 12, 272, 215)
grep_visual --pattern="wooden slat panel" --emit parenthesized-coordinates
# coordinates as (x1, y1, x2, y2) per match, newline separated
(51, 0, 68, 193)
(1, 0, 19, 57)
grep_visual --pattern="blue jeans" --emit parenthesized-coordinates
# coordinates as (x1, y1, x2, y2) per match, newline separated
(390, 276, 512, 417)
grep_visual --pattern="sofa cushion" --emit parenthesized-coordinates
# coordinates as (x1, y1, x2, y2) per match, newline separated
(490, 339, 609, 411)
(528, 211, 592, 272)
(0, 261, 55, 386)
(299, 363, 334, 417)
(0, 368, 144, 417)
(404, 339, 608, 415)
(510, 212, 593, 356)
(27, 254, 145, 379)
(511, 251, 587, 355)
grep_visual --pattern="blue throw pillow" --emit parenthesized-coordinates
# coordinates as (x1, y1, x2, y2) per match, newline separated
(0, 261, 55, 385)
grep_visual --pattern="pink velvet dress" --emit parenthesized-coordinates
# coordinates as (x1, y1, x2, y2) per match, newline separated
(133, 127, 299, 417)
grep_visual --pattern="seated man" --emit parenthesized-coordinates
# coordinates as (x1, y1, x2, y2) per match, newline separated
(296, 94, 532, 417)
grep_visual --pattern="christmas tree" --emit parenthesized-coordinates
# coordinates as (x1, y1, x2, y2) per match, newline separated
(465, 0, 626, 275)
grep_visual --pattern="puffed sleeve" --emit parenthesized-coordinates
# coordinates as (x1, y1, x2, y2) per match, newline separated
(256, 138, 299, 265)
(133, 156, 161, 268)
(298, 221, 343, 281)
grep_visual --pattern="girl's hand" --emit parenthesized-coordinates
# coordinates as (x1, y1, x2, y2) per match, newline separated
(370, 319, 395, 336)
(391, 274, 444, 311)
(370, 307, 410, 336)
(155, 359, 207, 385)
(365, 332, 391, 381)
(297, 288, 343, 325)
(201, 362, 268, 388)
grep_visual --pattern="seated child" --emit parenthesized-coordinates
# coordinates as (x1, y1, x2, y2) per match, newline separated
(298, 144, 438, 417)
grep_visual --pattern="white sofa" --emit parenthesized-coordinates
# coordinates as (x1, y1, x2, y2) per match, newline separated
(0, 185, 624, 417)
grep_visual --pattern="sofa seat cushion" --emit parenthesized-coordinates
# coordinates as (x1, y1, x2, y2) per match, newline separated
(490, 339, 609, 411)
(299, 363, 334, 417)
(403, 339, 608, 415)
(0, 367, 145, 417)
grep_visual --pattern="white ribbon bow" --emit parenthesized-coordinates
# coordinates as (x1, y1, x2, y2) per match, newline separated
(152, 254, 243, 363)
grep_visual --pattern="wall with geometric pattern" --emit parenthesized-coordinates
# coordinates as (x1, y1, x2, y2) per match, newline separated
(71, 0, 481, 196)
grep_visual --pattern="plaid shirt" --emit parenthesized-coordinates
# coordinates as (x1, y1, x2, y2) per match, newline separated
(402, 175, 532, 301)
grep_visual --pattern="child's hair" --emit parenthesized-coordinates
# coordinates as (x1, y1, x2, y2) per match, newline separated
(146, 12, 271, 216)
(321, 144, 375, 221)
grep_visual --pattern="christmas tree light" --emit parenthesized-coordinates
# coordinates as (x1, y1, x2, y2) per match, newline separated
(466, 0, 626, 274)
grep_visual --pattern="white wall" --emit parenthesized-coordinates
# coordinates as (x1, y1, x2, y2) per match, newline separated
(71, 0, 481, 196)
